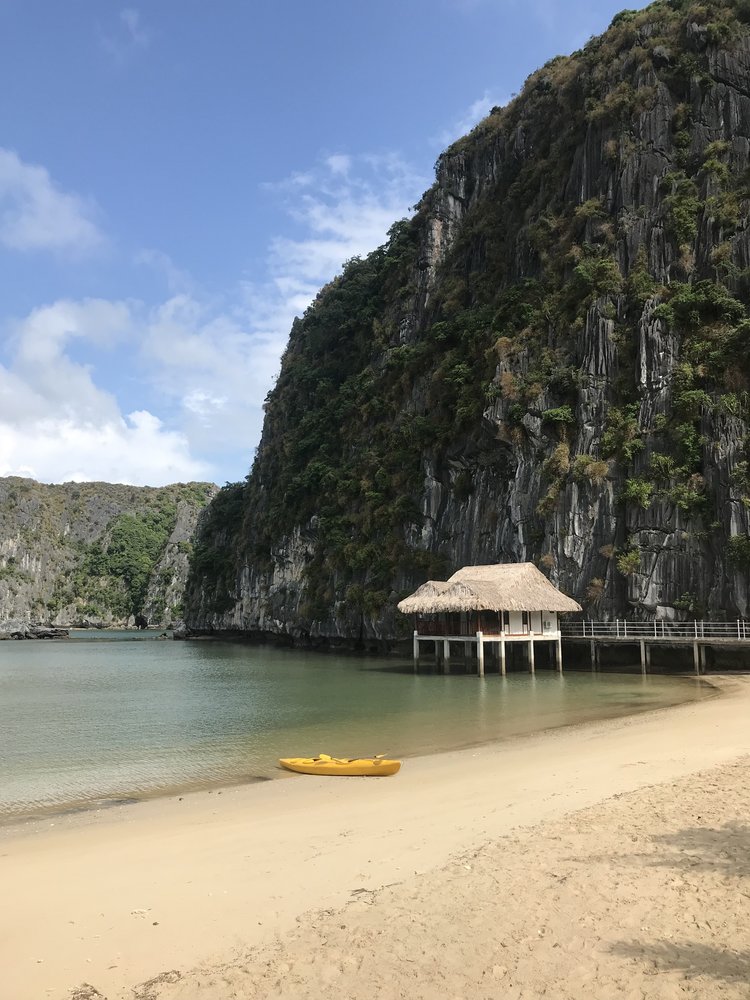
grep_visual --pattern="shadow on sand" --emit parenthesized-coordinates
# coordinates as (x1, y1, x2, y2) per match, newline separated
(610, 940, 750, 986)
(610, 820, 750, 986)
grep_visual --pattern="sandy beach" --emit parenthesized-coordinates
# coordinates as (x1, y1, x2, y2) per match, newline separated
(2, 675, 749, 1000)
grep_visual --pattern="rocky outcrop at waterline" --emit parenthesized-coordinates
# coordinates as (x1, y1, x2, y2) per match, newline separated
(0, 624, 69, 640)
(185, 0, 750, 643)
(0, 478, 217, 630)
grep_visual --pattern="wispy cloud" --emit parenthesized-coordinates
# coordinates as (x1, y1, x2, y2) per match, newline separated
(0, 149, 104, 253)
(99, 7, 152, 64)
(136, 156, 416, 458)
(120, 8, 150, 48)
(325, 154, 352, 177)
(135, 248, 193, 295)
(134, 153, 427, 476)
(265, 152, 427, 283)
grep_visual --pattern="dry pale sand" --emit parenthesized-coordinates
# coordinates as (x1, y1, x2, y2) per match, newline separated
(2, 676, 749, 1000)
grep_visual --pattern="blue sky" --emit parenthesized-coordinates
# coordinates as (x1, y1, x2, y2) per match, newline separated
(0, 0, 644, 486)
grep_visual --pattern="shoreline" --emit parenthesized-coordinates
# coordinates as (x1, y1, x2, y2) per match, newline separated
(162, 751, 750, 1000)
(0, 670, 716, 830)
(2, 675, 750, 999)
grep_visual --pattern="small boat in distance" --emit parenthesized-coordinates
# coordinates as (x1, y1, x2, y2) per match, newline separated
(279, 754, 401, 776)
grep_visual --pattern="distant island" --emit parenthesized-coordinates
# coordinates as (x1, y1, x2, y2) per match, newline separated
(0, 477, 217, 633)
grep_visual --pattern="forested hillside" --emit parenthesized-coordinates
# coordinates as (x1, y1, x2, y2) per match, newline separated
(186, 0, 750, 642)
(0, 478, 217, 628)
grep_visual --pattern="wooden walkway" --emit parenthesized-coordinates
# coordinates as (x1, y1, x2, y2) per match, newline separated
(413, 630, 562, 676)
(561, 620, 750, 673)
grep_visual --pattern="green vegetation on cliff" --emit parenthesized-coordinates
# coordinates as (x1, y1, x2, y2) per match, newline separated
(187, 0, 750, 632)
(0, 479, 216, 626)
(73, 506, 181, 618)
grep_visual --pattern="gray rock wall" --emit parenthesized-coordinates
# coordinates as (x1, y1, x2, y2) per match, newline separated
(185, 6, 750, 641)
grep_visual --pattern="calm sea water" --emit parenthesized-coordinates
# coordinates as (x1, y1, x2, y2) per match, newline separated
(0, 632, 712, 820)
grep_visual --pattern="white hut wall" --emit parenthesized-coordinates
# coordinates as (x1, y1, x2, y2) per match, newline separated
(542, 612, 558, 635)
(506, 611, 527, 634)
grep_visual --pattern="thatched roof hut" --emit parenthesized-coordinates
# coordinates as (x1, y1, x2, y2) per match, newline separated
(397, 563, 581, 615)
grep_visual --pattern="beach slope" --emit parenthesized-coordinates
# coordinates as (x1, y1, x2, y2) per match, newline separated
(2, 677, 749, 999)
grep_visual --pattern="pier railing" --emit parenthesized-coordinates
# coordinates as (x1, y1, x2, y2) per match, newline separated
(561, 619, 750, 641)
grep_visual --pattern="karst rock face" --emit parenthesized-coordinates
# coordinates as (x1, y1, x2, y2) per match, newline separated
(185, 1, 750, 644)
(0, 478, 217, 630)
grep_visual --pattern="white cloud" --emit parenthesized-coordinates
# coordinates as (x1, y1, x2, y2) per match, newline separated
(0, 299, 208, 486)
(7, 299, 132, 427)
(325, 154, 352, 177)
(265, 152, 427, 284)
(0, 412, 205, 486)
(1, 150, 429, 486)
(0, 149, 104, 253)
(12, 298, 131, 366)
(141, 295, 271, 453)
(183, 390, 228, 422)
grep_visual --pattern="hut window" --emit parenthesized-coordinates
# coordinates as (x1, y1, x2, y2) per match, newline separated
(502, 611, 509, 629)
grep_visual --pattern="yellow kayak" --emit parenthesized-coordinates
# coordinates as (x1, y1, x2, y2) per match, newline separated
(279, 754, 401, 776)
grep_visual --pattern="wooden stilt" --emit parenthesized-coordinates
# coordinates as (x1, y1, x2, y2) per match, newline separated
(476, 631, 485, 677)
(645, 643, 651, 671)
(500, 639, 506, 676)
(528, 637, 535, 674)
(640, 639, 646, 674)
(590, 639, 596, 670)
(556, 637, 563, 672)
(693, 641, 700, 675)
(413, 631, 419, 672)
(443, 638, 450, 674)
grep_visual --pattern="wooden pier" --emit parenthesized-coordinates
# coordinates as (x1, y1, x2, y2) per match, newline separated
(561, 620, 750, 674)
(413, 629, 562, 676)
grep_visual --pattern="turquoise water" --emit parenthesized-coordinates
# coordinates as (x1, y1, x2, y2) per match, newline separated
(0, 632, 712, 819)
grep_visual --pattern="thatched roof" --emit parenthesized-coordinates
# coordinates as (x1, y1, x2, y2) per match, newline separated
(397, 580, 451, 605)
(397, 563, 581, 614)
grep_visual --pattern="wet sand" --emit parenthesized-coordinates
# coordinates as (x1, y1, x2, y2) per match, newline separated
(2, 676, 749, 999)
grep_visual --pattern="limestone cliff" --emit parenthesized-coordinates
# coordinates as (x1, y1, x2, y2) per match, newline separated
(0, 478, 217, 629)
(186, 0, 750, 642)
